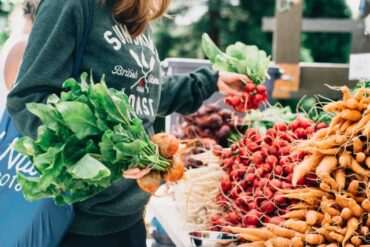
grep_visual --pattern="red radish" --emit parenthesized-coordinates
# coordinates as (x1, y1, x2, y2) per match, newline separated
(251, 152, 263, 164)
(266, 155, 278, 166)
(228, 212, 239, 224)
(316, 122, 328, 130)
(274, 123, 288, 132)
(221, 177, 232, 192)
(248, 201, 258, 210)
(256, 167, 264, 176)
(270, 179, 282, 191)
(274, 165, 284, 176)
(269, 216, 284, 225)
(256, 85, 267, 94)
(284, 163, 294, 174)
(261, 200, 275, 214)
(245, 173, 254, 183)
(267, 146, 277, 155)
(242, 209, 260, 226)
(262, 163, 272, 173)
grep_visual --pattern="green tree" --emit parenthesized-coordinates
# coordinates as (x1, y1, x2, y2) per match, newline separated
(154, 0, 352, 63)
(303, 0, 352, 63)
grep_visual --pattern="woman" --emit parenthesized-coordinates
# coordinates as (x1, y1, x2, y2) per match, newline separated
(0, 0, 39, 116)
(7, 0, 250, 246)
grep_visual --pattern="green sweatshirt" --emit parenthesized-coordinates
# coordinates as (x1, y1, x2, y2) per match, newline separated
(6, 0, 218, 236)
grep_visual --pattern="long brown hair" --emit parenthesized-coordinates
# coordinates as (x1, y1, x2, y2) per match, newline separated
(100, 0, 171, 37)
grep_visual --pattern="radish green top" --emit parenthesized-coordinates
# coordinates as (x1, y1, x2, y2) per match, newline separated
(202, 33, 271, 85)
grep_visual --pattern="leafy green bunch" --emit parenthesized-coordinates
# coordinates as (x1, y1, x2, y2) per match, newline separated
(15, 73, 170, 205)
(202, 33, 271, 85)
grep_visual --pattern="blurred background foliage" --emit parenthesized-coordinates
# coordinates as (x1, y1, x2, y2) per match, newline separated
(0, 0, 353, 62)
(154, 0, 352, 63)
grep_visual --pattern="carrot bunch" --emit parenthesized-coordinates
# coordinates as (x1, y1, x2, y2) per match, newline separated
(232, 86, 370, 247)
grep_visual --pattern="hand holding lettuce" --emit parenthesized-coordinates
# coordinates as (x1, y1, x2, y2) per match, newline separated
(15, 73, 184, 205)
(202, 33, 271, 112)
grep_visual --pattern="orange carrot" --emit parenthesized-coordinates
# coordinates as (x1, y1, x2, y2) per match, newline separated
(324, 101, 345, 112)
(238, 233, 262, 242)
(292, 154, 323, 186)
(316, 156, 338, 189)
(339, 153, 352, 168)
(331, 215, 343, 226)
(291, 236, 304, 247)
(345, 98, 360, 110)
(356, 152, 366, 163)
(343, 218, 360, 246)
(351, 236, 362, 246)
(341, 208, 352, 221)
(265, 224, 303, 239)
(341, 109, 362, 121)
(321, 213, 331, 226)
(335, 168, 346, 191)
(305, 234, 324, 245)
(348, 180, 360, 195)
(306, 210, 323, 225)
(282, 220, 308, 233)
(350, 159, 370, 177)
(330, 231, 344, 243)
(353, 137, 364, 153)
(321, 200, 340, 216)
(226, 227, 274, 240)
(362, 199, 370, 212)
(265, 237, 291, 247)
(282, 209, 307, 220)
(361, 226, 369, 235)
(365, 157, 370, 169)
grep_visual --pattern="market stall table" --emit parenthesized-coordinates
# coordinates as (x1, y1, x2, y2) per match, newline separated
(147, 192, 192, 247)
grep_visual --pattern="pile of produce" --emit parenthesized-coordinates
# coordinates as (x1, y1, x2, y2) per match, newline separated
(175, 104, 235, 147)
(15, 74, 184, 205)
(210, 118, 327, 231)
(174, 163, 225, 231)
(242, 105, 297, 135)
(230, 86, 370, 246)
(202, 34, 270, 113)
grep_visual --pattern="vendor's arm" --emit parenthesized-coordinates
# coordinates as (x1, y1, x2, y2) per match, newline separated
(6, 0, 84, 138)
(157, 67, 250, 117)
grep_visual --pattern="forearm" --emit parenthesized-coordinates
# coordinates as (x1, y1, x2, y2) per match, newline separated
(157, 67, 219, 117)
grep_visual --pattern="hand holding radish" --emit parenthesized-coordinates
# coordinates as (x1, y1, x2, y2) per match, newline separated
(217, 71, 252, 96)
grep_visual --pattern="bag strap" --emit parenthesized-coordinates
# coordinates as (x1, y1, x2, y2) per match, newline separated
(72, 0, 95, 78)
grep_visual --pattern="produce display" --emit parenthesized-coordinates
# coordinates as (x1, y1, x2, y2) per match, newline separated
(175, 104, 235, 147)
(174, 163, 225, 231)
(202, 34, 270, 113)
(210, 118, 327, 231)
(15, 73, 183, 204)
(242, 105, 297, 135)
(228, 86, 370, 246)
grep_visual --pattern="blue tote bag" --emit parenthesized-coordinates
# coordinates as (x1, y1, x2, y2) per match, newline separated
(0, 0, 94, 246)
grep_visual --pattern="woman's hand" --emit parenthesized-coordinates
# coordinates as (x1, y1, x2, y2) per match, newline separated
(217, 71, 252, 95)
(123, 168, 151, 179)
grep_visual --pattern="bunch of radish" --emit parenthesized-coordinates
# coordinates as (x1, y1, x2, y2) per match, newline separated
(225, 84, 268, 113)
(210, 118, 327, 231)
(177, 104, 237, 147)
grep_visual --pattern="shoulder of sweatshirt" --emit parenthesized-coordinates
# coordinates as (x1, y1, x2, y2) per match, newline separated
(36, 0, 89, 18)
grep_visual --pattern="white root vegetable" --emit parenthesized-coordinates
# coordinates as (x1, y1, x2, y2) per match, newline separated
(174, 164, 225, 230)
